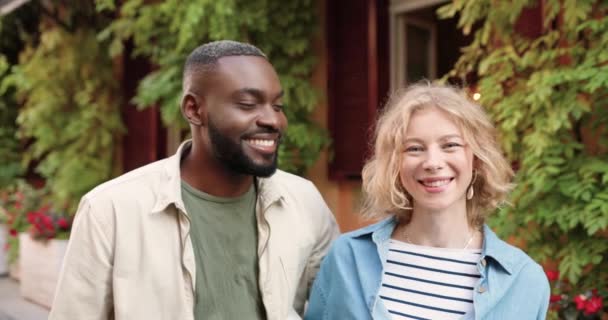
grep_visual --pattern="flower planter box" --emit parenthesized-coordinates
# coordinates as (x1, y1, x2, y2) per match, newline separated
(0, 225, 7, 275)
(9, 261, 19, 280)
(18, 232, 68, 309)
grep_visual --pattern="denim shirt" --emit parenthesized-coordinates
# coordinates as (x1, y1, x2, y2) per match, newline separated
(305, 217, 550, 320)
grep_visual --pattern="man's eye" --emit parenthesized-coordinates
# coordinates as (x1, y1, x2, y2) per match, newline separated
(237, 102, 256, 108)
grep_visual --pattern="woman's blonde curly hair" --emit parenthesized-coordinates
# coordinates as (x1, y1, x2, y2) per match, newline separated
(361, 83, 514, 228)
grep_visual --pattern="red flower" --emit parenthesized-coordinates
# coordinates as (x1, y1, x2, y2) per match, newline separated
(549, 294, 562, 303)
(41, 215, 53, 228)
(26, 211, 37, 224)
(584, 295, 603, 315)
(545, 270, 559, 281)
(574, 294, 587, 310)
(57, 217, 70, 229)
(9, 229, 17, 237)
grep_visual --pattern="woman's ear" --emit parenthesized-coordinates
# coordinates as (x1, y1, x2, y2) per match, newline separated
(473, 155, 481, 170)
(181, 92, 207, 127)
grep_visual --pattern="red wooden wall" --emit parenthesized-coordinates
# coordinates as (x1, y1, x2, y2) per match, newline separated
(326, 0, 390, 180)
(121, 44, 167, 172)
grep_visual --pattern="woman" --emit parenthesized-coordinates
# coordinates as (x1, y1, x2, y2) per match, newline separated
(305, 84, 549, 319)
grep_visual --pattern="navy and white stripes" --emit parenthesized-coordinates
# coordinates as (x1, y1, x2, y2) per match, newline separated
(379, 239, 481, 320)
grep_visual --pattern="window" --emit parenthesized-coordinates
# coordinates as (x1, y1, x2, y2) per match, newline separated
(389, 0, 447, 90)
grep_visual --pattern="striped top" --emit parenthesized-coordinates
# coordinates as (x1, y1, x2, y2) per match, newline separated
(379, 239, 482, 320)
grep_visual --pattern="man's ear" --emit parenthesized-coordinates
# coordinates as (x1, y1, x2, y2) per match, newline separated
(181, 92, 207, 127)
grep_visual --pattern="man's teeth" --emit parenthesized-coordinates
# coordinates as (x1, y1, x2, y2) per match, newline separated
(248, 139, 274, 147)
(422, 179, 451, 187)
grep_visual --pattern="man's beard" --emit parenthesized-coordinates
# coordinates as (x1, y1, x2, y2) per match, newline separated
(207, 120, 280, 177)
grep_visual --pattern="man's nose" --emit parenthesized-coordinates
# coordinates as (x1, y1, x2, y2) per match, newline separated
(257, 104, 284, 131)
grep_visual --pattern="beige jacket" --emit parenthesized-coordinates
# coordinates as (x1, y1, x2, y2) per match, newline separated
(49, 141, 339, 320)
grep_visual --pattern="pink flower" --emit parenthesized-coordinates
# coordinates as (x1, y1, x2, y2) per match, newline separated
(584, 295, 603, 315)
(574, 294, 587, 310)
(549, 294, 562, 303)
(545, 270, 559, 281)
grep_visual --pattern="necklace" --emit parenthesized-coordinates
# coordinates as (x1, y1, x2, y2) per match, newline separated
(403, 229, 477, 250)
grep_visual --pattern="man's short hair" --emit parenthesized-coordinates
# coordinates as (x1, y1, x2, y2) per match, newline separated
(183, 40, 267, 79)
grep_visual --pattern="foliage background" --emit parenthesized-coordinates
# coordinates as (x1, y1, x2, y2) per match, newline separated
(0, 2, 123, 211)
(0, 55, 22, 188)
(0, 4, 39, 188)
(96, 0, 329, 173)
(439, 0, 608, 317)
(0, 0, 328, 212)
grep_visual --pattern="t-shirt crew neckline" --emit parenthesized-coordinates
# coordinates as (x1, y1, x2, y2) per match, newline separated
(181, 180, 255, 204)
(389, 238, 483, 254)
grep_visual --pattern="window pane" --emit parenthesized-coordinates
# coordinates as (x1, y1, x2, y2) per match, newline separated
(405, 23, 430, 83)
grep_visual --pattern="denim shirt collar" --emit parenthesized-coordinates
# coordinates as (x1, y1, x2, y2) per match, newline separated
(353, 216, 515, 275)
(349, 216, 519, 319)
(480, 224, 515, 275)
(305, 215, 548, 320)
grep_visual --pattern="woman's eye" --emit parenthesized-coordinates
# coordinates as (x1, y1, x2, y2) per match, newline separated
(273, 104, 284, 111)
(443, 142, 462, 149)
(405, 146, 423, 152)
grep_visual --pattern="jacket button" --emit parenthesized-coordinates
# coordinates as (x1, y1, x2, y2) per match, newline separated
(478, 286, 486, 293)
(480, 258, 487, 267)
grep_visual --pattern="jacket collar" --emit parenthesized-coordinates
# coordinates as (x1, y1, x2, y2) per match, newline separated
(151, 140, 190, 214)
(481, 224, 516, 275)
(152, 140, 283, 214)
(352, 216, 516, 275)
(255, 176, 284, 212)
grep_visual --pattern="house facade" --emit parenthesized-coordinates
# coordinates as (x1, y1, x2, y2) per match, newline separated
(118, 0, 542, 231)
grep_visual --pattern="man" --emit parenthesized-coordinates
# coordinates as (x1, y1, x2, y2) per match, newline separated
(50, 40, 339, 320)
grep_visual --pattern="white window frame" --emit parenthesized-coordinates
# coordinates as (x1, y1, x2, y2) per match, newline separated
(389, 0, 448, 91)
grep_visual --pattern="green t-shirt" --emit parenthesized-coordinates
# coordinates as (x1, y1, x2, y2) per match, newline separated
(181, 181, 265, 320)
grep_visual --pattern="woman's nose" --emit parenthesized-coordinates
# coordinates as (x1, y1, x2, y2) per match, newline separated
(421, 148, 444, 171)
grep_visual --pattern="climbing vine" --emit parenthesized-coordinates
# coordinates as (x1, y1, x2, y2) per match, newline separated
(3, 2, 123, 210)
(95, 0, 329, 174)
(440, 0, 608, 317)
(2, 0, 327, 210)
(0, 55, 22, 188)
(0, 4, 39, 188)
